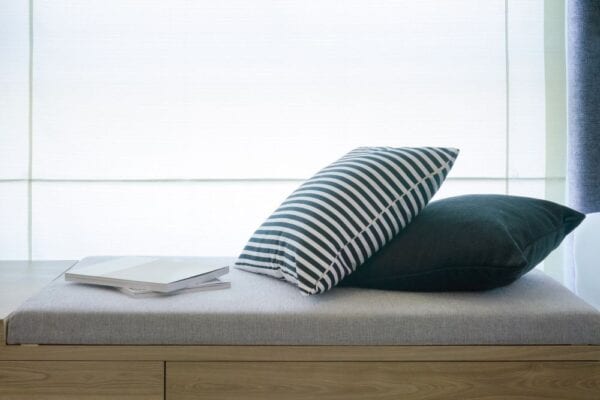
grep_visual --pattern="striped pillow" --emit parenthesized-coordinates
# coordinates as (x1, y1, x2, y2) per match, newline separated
(235, 147, 459, 295)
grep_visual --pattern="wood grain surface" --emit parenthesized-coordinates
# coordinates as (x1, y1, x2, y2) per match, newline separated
(166, 361, 600, 400)
(1, 343, 599, 362)
(0, 361, 163, 400)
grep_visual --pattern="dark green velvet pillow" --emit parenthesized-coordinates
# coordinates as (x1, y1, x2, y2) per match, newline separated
(339, 195, 585, 291)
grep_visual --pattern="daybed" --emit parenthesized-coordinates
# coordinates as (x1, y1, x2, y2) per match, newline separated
(1, 257, 599, 399)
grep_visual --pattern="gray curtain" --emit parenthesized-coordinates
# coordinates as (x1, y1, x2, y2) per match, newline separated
(566, 0, 600, 295)
(567, 0, 600, 214)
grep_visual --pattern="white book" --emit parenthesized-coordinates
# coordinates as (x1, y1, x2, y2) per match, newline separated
(119, 278, 230, 298)
(65, 256, 229, 293)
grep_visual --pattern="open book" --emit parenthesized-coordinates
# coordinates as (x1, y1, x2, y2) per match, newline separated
(65, 256, 229, 293)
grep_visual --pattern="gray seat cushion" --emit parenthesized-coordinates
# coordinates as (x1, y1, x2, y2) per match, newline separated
(7, 256, 600, 345)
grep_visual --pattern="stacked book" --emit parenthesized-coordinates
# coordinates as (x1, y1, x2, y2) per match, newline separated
(65, 256, 230, 297)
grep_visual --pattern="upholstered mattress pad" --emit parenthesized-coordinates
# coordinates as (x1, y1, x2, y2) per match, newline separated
(7, 257, 600, 345)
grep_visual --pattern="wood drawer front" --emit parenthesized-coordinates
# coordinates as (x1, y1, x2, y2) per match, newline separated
(0, 361, 164, 400)
(167, 361, 600, 400)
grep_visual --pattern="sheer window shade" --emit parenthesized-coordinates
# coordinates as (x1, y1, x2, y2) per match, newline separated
(0, 0, 29, 179)
(1, 1, 564, 265)
(34, 0, 507, 179)
(0, 1, 29, 260)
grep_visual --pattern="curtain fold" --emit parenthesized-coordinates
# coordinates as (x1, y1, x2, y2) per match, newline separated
(567, 0, 600, 214)
(566, 0, 600, 298)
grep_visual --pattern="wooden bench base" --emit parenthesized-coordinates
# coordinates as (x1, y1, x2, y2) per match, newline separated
(1, 344, 599, 397)
(2, 322, 600, 399)
(1, 358, 599, 400)
(168, 360, 600, 400)
(0, 361, 163, 400)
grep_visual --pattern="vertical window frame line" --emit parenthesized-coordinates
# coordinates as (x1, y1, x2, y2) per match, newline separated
(504, 0, 510, 195)
(542, 0, 567, 281)
(27, 0, 33, 261)
(543, 0, 567, 202)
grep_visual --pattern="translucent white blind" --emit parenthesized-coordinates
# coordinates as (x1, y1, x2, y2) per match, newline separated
(0, 183, 28, 259)
(1, 0, 557, 261)
(0, 0, 29, 179)
(34, 0, 509, 179)
(0, 1, 29, 259)
(507, 0, 546, 179)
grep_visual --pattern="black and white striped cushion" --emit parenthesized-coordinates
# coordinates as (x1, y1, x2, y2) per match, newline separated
(235, 147, 459, 295)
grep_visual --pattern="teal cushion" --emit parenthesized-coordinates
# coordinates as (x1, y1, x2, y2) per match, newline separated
(339, 195, 585, 291)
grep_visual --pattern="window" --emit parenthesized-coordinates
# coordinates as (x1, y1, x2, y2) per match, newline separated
(0, 1, 565, 277)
